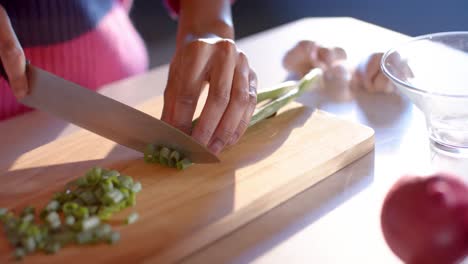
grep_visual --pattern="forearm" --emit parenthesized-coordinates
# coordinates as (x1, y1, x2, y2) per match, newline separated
(176, 0, 234, 47)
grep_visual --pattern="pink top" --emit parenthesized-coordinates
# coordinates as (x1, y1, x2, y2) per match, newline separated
(0, 0, 187, 121)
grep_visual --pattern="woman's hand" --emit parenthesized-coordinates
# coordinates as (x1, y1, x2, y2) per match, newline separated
(0, 4, 28, 98)
(161, 0, 257, 155)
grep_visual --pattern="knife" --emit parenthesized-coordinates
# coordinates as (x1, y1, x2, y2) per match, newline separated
(0, 61, 219, 163)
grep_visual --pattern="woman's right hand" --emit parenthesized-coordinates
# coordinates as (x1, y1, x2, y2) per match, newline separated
(0, 4, 28, 98)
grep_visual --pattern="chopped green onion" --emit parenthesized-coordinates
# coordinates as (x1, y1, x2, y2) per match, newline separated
(46, 212, 61, 229)
(62, 202, 79, 215)
(0, 166, 141, 259)
(81, 216, 100, 231)
(73, 207, 89, 220)
(125, 212, 139, 225)
(100, 179, 114, 192)
(104, 189, 124, 205)
(22, 236, 36, 253)
(127, 192, 136, 207)
(78, 190, 97, 205)
(103, 170, 120, 178)
(144, 144, 156, 162)
(75, 177, 88, 187)
(169, 150, 180, 167)
(46, 200, 60, 212)
(118, 175, 134, 190)
(176, 158, 193, 170)
(65, 215, 76, 226)
(159, 147, 171, 166)
(21, 213, 35, 223)
(131, 182, 142, 193)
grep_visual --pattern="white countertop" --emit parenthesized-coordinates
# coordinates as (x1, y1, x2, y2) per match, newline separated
(2, 17, 467, 264)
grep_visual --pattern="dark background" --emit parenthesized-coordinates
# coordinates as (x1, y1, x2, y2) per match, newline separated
(129, 0, 468, 67)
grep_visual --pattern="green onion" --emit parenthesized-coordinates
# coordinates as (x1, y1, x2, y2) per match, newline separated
(256, 80, 297, 103)
(144, 144, 156, 163)
(0, 166, 141, 259)
(62, 202, 79, 215)
(45, 200, 60, 212)
(65, 215, 75, 226)
(75, 177, 88, 187)
(127, 192, 136, 207)
(146, 69, 323, 170)
(159, 147, 171, 166)
(100, 179, 114, 192)
(73, 206, 89, 220)
(22, 236, 36, 253)
(103, 170, 120, 178)
(46, 212, 61, 229)
(118, 175, 134, 190)
(81, 216, 100, 231)
(104, 189, 124, 205)
(169, 150, 180, 167)
(250, 68, 322, 127)
(125, 212, 139, 225)
(21, 214, 35, 223)
(79, 190, 97, 205)
(131, 182, 142, 193)
(176, 158, 193, 170)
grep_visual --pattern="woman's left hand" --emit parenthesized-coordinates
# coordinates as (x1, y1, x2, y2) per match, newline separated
(161, 35, 257, 155)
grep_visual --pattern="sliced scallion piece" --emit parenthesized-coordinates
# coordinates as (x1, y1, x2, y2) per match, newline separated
(125, 212, 139, 225)
(45, 200, 60, 212)
(159, 147, 171, 166)
(176, 158, 193, 170)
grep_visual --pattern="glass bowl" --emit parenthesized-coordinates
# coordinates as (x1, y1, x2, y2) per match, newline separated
(381, 31, 468, 155)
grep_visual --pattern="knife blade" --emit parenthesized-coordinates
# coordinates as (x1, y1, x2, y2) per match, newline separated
(0, 62, 219, 163)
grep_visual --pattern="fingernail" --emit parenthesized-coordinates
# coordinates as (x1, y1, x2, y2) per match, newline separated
(209, 138, 224, 154)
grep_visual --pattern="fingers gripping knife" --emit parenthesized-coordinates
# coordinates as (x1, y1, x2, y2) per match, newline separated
(0, 60, 219, 163)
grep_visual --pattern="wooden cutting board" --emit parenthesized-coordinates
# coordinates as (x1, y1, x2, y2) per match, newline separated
(0, 93, 374, 263)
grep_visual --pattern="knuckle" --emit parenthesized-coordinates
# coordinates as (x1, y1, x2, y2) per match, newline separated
(175, 93, 197, 107)
(216, 39, 235, 56)
(237, 51, 248, 66)
(187, 40, 207, 51)
(248, 89, 257, 104)
(233, 84, 249, 106)
(211, 88, 230, 106)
